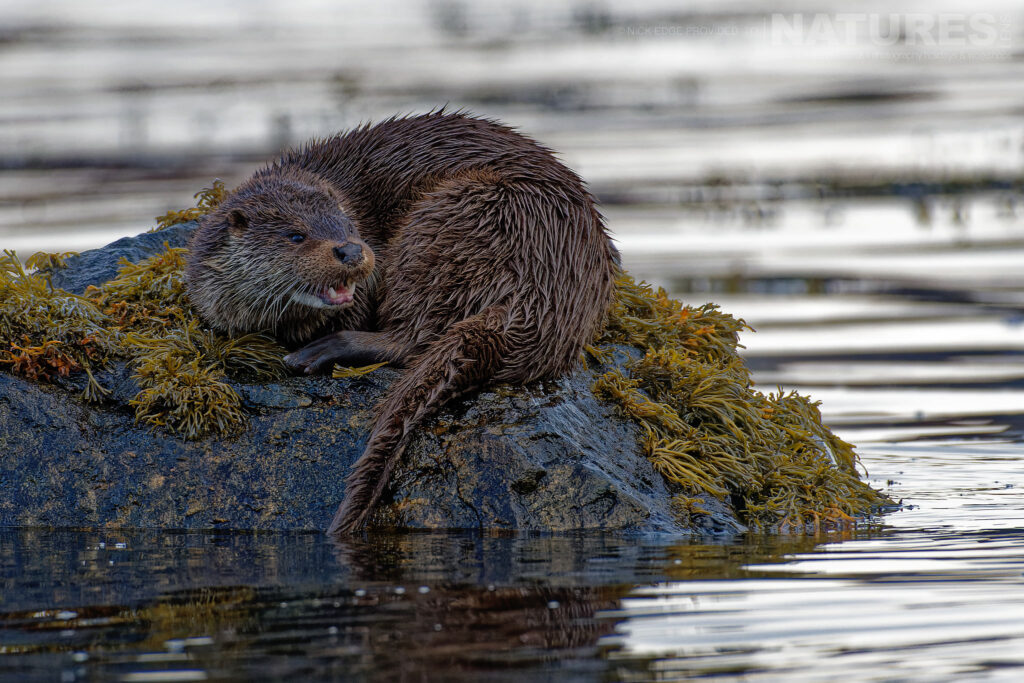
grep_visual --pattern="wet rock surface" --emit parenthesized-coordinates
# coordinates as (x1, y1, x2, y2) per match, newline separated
(1, 227, 744, 534)
(47, 223, 195, 295)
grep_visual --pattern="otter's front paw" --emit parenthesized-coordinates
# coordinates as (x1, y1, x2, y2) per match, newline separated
(283, 333, 348, 375)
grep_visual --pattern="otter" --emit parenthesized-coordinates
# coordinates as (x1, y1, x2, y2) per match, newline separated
(186, 111, 617, 533)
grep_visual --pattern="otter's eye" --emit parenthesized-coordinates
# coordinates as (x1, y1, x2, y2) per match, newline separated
(287, 233, 306, 244)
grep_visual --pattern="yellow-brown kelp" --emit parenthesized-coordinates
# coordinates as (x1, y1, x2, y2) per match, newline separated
(591, 273, 889, 531)
(0, 182, 285, 439)
(152, 180, 229, 231)
(0, 250, 117, 401)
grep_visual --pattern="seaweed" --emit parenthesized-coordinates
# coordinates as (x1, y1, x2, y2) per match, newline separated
(124, 319, 286, 383)
(131, 354, 245, 439)
(152, 180, 229, 231)
(333, 362, 387, 379)
(24, 250, 79, 271)
(0, 250, 117, 399)
(591, 272, 890, 531)
(86, 244, 190, 323)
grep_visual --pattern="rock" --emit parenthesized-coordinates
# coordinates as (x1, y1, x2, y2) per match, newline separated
(0, 226, 745, 534)
(46, 222, 196, 295)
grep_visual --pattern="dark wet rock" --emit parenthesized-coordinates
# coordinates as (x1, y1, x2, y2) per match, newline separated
(46, 222, 195, 294)
(1, 227, 745, 535)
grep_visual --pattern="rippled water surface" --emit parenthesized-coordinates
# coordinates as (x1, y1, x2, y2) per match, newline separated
(2, 443, 1023, 682)
(4, 0, 1024, 680)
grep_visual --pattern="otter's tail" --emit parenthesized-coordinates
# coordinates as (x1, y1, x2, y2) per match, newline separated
(329, 304, 512, 534)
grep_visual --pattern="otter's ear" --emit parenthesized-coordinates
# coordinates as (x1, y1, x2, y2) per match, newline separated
(226, 209, 249, 235)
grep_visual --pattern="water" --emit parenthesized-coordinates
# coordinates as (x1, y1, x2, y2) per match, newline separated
(3, 1, 1024, 680)
(2, 452, 1023, 682)
(606, 442, 1024, 681)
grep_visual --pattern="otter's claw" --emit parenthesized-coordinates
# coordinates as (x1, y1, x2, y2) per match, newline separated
(285, 330, 396, 375)
(284, 333, 348, 375)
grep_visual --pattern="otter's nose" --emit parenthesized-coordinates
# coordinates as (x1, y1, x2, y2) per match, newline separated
(333, 243, 363, 265)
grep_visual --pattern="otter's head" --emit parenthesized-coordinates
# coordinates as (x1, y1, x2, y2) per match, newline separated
(186, 171, 375, 344)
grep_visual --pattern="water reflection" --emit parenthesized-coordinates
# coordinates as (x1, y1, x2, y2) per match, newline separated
(3, 521, 1023, 680)
(0, 530, 830, 681)
(604, 524, 1024, 681)
(604, 572, 1024, 681)
(600, 440, 1024, 681)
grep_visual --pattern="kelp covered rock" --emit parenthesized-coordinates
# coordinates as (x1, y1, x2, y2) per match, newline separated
(590, 275, 890, 531)
(0, 202, 889, 532)
(2, 222, 747, 532)
(0, 350, 716, 532)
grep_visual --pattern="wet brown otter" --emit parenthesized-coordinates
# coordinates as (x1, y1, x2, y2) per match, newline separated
(186, 112, 617, 533)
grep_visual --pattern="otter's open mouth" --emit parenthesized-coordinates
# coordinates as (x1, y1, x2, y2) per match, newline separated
(319, 283, 355, 306)
(290, 282, 357, 309)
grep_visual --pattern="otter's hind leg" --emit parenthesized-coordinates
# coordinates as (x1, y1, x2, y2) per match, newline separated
(376, 172, 523, 355)
(284, 330, 404, 375)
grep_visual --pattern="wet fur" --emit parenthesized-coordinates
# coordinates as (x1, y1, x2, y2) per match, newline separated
(186, 112, 617, 533)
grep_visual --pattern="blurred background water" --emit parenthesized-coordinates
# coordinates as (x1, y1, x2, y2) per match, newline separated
(2, 1, 1024, 681)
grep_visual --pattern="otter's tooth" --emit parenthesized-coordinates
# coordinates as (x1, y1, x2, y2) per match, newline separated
(328, 287, 337, 297)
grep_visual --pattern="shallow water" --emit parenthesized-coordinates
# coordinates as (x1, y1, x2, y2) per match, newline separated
(2, 441, 1023, 682)
(4, 0, 1024, 680)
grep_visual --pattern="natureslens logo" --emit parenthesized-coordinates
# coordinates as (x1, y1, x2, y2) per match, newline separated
(769, 13, 1007, 47)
